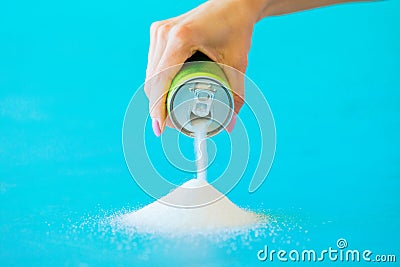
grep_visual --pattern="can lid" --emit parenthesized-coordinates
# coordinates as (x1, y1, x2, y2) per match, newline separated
(169, 77, 234, 137)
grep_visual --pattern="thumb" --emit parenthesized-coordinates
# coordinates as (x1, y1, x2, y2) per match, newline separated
(221, 63, 245, 113)
(220, 62, 246, 133)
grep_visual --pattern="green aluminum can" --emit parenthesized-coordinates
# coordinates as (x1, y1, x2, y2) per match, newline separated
(167, 53, 234, 137)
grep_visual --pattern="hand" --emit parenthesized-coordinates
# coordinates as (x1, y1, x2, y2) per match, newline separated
(144, 0, 364, 136)
(144, 0, 262, 136)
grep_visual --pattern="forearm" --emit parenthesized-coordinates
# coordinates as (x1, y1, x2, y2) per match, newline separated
(261, 0, 368, 18)
(221, 0, 370, 22)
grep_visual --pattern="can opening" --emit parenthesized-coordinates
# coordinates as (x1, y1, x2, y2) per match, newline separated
(192, 88, 214, 118)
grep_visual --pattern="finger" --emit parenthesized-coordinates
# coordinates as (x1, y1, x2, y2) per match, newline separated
(165, 114, 174, 128)
(147, 22, 160, 73)
(219, 59, 247, 133)
(148, 38, 192, 135)
(226, 113, 237, 133)
(221, 63, 246, 114)
(145, 21, 170, 98)
(148, 21, 175, 76)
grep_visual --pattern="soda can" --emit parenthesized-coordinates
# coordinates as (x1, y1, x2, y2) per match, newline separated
(167, 59, 234, 137)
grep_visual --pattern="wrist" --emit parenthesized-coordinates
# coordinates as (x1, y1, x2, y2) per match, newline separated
(210, 0, 269, 24)
(235, 0, 270, 22)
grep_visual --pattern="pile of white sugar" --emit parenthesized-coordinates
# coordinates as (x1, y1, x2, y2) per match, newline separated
(119, 178, 260, 233)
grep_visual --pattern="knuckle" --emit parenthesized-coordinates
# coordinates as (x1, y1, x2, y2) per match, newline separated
(150, 20, 172, 36)
(157, 23, 173, 36)
(169, 24, 191, 45)
(150, 21, 161, 33)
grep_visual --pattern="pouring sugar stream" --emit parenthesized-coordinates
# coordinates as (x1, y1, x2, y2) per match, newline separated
(119, 52, 262, 233)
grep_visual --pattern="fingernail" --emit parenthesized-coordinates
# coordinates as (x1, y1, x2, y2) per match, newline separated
(226, 114, 237, 133)
(152, 119, 161, 137)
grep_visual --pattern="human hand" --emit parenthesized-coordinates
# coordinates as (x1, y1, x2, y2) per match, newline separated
(144, 0, 263, 136)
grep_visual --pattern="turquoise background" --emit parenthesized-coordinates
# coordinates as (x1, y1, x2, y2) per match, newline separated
(0, 0, 399, 266)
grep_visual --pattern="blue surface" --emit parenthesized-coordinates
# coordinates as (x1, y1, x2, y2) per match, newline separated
(0, 0, 399, 266)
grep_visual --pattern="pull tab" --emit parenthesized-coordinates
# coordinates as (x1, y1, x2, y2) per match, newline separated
(191, 82, 216, 118)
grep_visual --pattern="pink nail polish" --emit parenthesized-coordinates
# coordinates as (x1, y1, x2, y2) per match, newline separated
(152, 119, 161, 137)
(226, 114, 237, 133)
